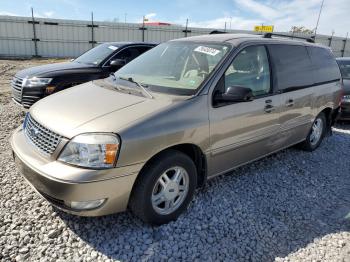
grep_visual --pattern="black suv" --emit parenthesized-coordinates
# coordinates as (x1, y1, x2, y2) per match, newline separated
(336, 57, 350, 120)
(11, 42, 156, 108)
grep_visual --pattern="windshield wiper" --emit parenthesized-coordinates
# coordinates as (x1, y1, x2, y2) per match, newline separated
(117, 76, 153, 99)
(109, 74, 123, 91)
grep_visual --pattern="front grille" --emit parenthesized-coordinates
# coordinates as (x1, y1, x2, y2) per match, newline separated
(22, 94, 41, 108)
(11, 76, 24, 103)
(24, 114, 63, 155)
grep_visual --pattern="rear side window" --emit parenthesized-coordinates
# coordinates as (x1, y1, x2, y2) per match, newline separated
(114, 47, 141, 63)
(307, 47, 341, 83)
(268, 45, 313, 92)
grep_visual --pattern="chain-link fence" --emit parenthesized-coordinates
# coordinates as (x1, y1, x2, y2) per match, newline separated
(0, 15, 349, 58)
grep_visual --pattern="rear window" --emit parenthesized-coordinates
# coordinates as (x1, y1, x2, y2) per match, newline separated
(307, 46, 341, 83)
(268, 45, 313, 92)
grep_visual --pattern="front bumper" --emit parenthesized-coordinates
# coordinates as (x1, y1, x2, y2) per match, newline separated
(338, 102, 350, 120)
(11, 127, 143, 216)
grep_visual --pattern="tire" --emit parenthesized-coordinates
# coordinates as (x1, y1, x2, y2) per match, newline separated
(129, 150, 197, 225)
(299, 112, 327, 151)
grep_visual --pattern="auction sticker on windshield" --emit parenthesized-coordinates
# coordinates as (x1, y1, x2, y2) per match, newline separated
(194, 46, 221, 56)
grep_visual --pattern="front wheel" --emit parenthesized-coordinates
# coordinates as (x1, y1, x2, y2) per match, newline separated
(129, 150, 197, 225)
(299, 112, 327, 151)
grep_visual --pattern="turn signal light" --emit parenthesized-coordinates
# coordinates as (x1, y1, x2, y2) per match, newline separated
(45, 86, 56, 94)
(105, 144, 119, 164)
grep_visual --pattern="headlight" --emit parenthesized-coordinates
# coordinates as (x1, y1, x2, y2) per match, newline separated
(58, 133, 120, 169)
(342, 95, 350, 103)
(23, 77, 52, 87)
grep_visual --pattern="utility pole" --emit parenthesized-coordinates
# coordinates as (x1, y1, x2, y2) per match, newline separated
(230, 17, 232, 30)
(314, 0, 325, 37)
(224, 22, 227, 32)
(31, 7, 38, 57)
(124, 13, 127, 23)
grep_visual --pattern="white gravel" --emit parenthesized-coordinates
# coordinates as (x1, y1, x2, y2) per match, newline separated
(0, 77, 350, 261)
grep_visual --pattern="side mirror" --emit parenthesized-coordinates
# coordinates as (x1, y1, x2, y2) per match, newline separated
(110, 59, 126, 68)
(214, 86, 253, 103)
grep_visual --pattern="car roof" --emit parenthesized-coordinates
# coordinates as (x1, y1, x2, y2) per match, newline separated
(173, 33, 327, 48)
(336, 57, 350, 61)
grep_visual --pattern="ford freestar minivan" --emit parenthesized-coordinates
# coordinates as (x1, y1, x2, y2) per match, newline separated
(11, 34, 341, 225)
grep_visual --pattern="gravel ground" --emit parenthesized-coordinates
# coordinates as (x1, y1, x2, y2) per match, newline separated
(0, 59, 350, 261)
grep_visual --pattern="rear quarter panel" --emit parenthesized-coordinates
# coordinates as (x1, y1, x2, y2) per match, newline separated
(311, 80, 342, 118)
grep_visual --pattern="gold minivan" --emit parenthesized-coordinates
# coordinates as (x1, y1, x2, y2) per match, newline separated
(11, 34, 342, 225)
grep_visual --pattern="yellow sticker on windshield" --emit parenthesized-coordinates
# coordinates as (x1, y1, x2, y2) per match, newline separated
(194, 46, 221, 56)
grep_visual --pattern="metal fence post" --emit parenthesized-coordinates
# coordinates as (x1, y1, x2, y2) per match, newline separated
(30, 8, 39, 57)
(328, 31, 334, 47)
(91, 12, 94, 48)
(341, 32, 348, 57)
(87, 12, 97, 48)
(183, 18, 191, 37)
(139, 16, 146, 42)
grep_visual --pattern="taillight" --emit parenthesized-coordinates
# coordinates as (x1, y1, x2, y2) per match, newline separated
(339, 79, 344, 106)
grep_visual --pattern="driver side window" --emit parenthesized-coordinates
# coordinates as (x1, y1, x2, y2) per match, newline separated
(225, 46, 271, 97)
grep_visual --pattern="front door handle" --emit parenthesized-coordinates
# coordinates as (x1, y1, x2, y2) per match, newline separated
(264, 104, 275, 113)
(286, 99, 294, 107)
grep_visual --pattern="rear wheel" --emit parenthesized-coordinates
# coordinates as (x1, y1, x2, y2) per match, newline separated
(300, 112, 327, 151)
(129, 150, 197, 225)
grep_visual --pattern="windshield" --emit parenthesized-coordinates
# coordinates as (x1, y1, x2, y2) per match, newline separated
(114, 41, 231, 95)
(75, 43, 118, 65)
(338, 60, 350, 79)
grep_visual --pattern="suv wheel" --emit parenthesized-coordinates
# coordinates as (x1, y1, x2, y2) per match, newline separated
(129, 150, 197, 225)
(300, 112, 327, 151)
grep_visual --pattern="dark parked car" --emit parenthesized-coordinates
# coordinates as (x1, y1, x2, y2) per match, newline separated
(11, 42, 156, 108)
(336, 57, 350, 120)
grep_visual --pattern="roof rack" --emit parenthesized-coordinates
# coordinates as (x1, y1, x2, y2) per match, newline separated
(263, 33, 315, 43)
(209, 30, 227, 34)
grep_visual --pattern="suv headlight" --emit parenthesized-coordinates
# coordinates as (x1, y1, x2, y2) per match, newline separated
(58, 133, 120, 169)
(23, 77, 52, 87)
(342, 95, 350, 103)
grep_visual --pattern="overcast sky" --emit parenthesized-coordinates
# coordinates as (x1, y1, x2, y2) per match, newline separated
(0, 0, 349, 36)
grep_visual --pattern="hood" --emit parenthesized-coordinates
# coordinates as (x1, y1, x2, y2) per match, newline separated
(16, 62, 94, 78)
(30, 81, 179, 138)
(343, 79, 350, 94)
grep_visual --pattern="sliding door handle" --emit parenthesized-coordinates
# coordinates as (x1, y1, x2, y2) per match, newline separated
(286, 99, 294, 107)
(264, 104, 275, 113)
